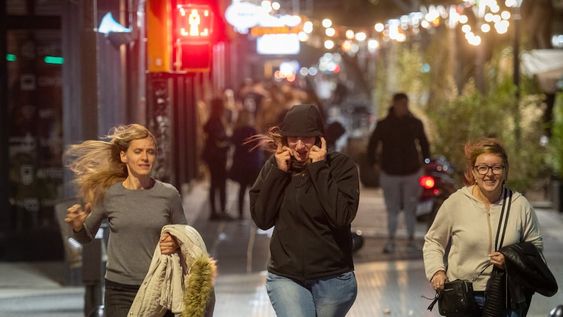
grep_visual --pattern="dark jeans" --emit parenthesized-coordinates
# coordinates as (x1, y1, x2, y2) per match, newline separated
(446, 293, 522, 317)
(104, 279, 174, 317)
(237, 180, 252, 218)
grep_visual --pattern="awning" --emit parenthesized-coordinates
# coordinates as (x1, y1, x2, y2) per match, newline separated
(521, 49, 563, 93)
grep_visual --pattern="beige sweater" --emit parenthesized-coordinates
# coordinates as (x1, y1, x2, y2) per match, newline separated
(128, 225, 215, 317)
(423, 186, 542, 291)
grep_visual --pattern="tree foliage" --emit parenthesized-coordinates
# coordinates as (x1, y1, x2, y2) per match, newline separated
(550, 94, 563, 179)
(372, 29, 550, 192)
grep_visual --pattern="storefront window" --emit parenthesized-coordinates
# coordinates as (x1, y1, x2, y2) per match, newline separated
(7, 29, 63, 231)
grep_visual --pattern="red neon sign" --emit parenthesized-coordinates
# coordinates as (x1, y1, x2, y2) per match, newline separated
(176, 4, 213, 43)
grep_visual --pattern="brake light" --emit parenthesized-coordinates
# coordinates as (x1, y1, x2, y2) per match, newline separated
(419, 175, 435, 189)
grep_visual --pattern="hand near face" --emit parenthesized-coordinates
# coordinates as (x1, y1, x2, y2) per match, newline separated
(65, 203, 92, 232)
(275, 143, 291, 172)
(159, 233, 179, 255)
(309, 137, 327, 163)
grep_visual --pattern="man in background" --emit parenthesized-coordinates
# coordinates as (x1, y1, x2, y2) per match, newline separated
(367, 92, 430, 253)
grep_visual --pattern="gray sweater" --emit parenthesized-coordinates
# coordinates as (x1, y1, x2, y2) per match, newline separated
(74, 180, 187, 285)
(423, 186, 542, 291)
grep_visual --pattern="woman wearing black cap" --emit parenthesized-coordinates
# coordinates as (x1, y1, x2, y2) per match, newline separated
(250, 104, 360, 317)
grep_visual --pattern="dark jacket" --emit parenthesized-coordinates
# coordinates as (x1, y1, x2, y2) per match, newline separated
(229, 126, 262, 184)
(249, 152, 360, 283)
(367, 111, 430, 175)
(504, 242, 558, 310)
(485, 242, 558, 315)
(202, 116, 229, 165)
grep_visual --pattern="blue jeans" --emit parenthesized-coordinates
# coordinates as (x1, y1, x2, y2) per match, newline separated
(473, 294, 522, 317)
(266, 271, 357, 317)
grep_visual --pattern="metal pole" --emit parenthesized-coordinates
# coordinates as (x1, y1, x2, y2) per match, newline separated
(475, 38, 486, 94)
(514, 5, 521, 146)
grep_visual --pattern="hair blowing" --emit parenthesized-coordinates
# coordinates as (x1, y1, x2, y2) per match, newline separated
(246, 126, 284, 153)
(65, 124, 156, 205)
(463, 138, 509, 185)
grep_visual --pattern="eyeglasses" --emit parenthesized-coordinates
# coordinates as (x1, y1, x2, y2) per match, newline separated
(473, 165, 505, 175)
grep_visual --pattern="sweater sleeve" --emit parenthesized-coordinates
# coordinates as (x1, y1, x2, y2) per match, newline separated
(73, 203, 106, 244)
(170, 189, 188, 225)
(307, 153, 360, 228)
(423, 198, 453, 281)
(521, 199, 543, 252)
(250, 159, 291, 230)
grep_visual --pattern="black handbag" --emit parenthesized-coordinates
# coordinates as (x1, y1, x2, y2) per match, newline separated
(482, 267, 506, 317)
(438, 279, 476, 316)
(482, 189, 513, 317)
(427, 278, 478, 316)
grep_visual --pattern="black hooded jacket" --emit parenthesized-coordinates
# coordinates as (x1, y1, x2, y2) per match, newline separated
(249, 104, 359, 282)
(250, 152, 359, 282)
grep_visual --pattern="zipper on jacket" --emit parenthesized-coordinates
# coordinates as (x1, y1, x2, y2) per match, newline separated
(486, 206, 493, 254)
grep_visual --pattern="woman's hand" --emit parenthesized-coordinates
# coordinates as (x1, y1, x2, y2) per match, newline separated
(159, 233, 179, 255)
(489, 251, 505, 269)
(65, 203, 91, 232)
(275, 143, 291, 172)
(309, 137, 327, 163)
(430, 270, 447, 291)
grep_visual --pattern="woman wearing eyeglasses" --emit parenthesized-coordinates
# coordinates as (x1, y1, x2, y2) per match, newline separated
(423, 138, 543, 316)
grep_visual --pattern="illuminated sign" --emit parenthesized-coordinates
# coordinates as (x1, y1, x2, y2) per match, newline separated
(225, 2, 263, 33)
(257, 34, 300, 55)
(44, 56, 64, 65)
(176, 4, 213, 43)
(250, 25, 301, 37)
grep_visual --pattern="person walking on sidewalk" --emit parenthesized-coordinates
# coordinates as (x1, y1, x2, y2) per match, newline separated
(229, 109, 263, 220)
(250, 104, 360, 317)
(423, 138, 543, 316)
(202, 97, 233, 221)
(367, 92, 430, 253)
(64, 124, 187, 317)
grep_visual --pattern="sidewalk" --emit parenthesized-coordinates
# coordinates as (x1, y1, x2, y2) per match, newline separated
(0, 181, 562, 316)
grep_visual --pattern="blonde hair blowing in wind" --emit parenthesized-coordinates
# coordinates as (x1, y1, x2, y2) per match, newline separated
(65, 124, 156, 206)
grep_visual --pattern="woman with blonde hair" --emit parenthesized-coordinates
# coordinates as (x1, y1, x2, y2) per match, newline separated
(64, 123, 187, 317)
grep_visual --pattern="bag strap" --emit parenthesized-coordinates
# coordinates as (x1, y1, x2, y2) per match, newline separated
(427, 293, 439, 311)
(494, 188, 513, 251)
(472, 187, 512, 282)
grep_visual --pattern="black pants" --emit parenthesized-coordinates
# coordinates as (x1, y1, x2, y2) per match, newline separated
(237, 181, 252, 218)
(207, 160, 227, 216)
(104, 279, 174, 317)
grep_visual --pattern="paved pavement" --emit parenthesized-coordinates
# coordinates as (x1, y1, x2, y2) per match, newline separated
(1, 180, 562, 317)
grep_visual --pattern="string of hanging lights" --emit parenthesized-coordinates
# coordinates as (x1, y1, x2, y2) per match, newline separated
(294, 0, 521, 54)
